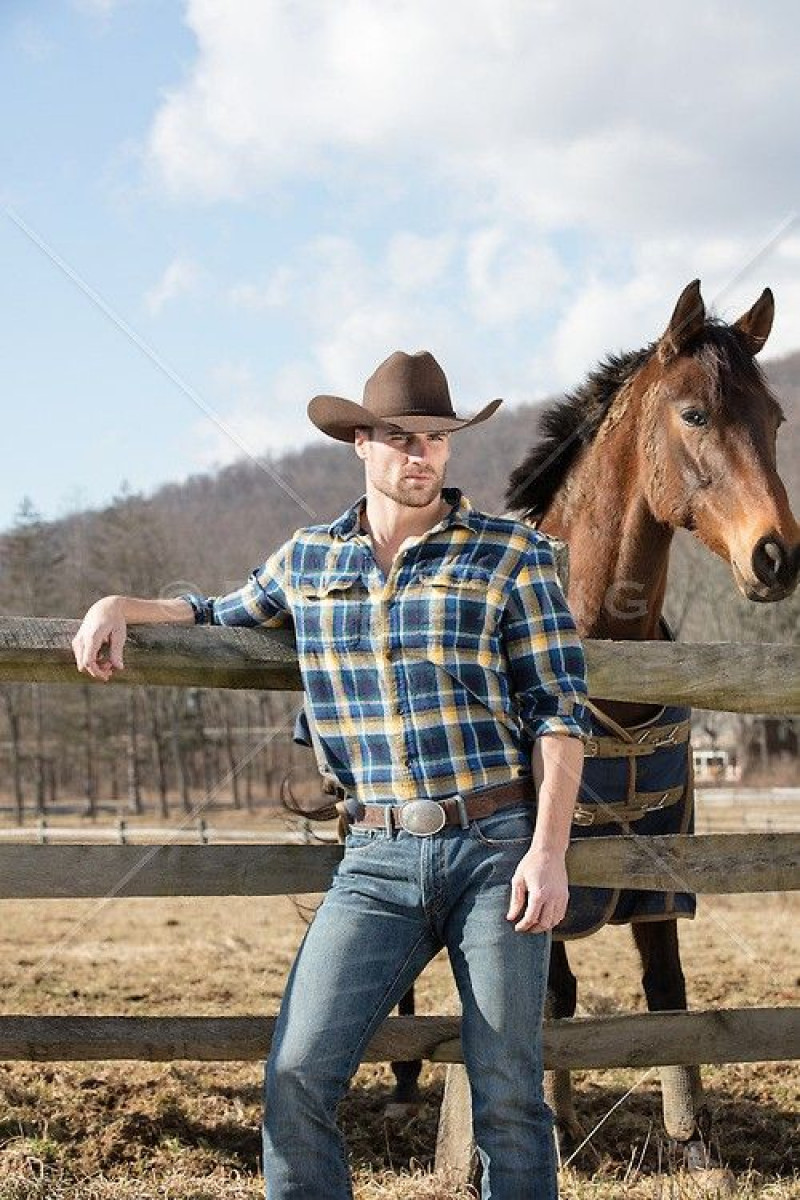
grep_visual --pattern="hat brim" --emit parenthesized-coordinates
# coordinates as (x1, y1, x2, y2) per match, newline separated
(308, 395, 503, 443)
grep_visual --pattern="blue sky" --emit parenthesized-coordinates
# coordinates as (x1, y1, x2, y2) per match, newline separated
(3, 0, 800, 534)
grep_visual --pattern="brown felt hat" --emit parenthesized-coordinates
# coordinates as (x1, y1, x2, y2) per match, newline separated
(307, 350, 502, 443)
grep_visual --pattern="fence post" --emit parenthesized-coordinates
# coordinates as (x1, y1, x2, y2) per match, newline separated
(434, 1063, 477, 1183)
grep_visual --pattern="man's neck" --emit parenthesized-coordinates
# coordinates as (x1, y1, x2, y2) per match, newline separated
(361, 488, 449, 550)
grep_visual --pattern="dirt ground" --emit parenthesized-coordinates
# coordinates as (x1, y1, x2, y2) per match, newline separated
(0, 824, 796, 1199)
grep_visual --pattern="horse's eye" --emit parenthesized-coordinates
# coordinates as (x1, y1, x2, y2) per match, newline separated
(681, 409, 709, 428)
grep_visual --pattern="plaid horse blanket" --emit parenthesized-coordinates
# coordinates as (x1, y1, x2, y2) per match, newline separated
(556, 701, 696, 939)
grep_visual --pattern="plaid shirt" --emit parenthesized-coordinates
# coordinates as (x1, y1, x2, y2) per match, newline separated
(183, 488, 589, 805)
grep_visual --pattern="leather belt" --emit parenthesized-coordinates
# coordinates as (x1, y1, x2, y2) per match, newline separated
(350, 777, 535, 837)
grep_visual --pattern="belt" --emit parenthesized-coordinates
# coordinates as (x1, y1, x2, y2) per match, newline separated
(350, 777, 535, 837)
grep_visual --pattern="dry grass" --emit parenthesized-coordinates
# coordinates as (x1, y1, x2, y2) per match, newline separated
(0, 831, 796, 1198)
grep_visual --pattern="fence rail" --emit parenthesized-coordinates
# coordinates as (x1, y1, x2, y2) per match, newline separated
(2, 617, 800, 713)
(0, 835, 797, 899)
(0, 1008, 796, 1069)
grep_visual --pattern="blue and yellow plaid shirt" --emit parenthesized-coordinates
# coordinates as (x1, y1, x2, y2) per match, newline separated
(183, 488, 589, 805)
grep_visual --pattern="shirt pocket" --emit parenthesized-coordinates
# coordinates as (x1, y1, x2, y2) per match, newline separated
(413, 562, 498, 649)
(296, 571, 369, 649)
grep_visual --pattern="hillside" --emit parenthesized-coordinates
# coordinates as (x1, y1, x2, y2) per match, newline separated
(4, 347, 799, 626)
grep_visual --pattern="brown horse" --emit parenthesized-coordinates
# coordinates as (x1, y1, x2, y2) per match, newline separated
(504, 279, 799, 1163)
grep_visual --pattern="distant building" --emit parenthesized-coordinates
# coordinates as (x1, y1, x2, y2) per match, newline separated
(691, 712, 799, 780)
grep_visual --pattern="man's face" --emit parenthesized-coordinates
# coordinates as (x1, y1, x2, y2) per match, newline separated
(354, 427, 451, 508)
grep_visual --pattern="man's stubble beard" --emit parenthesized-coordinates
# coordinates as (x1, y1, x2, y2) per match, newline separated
(370, 465, 446, 509)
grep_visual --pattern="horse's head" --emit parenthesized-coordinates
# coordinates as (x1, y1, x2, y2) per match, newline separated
(640, 280, 800, 602)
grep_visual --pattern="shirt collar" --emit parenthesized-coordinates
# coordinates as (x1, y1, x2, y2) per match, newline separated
(329, 487, 473, 541)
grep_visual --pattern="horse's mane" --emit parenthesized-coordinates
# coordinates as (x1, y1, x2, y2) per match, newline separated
(506, 321, 769, 522)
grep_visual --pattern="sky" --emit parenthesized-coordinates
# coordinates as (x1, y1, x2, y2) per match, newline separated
(2, 0, 800, 534)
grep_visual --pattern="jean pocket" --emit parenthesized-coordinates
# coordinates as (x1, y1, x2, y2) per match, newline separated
(469, 802, 535, 847)
(344, 829, 387, 853)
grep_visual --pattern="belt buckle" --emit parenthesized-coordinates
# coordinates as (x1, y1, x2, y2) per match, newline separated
(398, 799, 447, 837)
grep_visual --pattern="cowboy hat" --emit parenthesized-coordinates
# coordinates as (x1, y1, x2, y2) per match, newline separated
(307, 350, 502, 443)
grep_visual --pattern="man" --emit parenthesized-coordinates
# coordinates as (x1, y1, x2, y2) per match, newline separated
(72, 350, 588, 1199)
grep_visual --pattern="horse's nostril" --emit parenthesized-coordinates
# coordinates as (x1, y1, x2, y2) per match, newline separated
(763, 542, 782, 574)
(752, 537, 788, 588)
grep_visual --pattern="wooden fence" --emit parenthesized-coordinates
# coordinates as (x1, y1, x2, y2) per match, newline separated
(0, 616, 799, 1173)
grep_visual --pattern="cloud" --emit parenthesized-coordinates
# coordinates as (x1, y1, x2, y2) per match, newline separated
(544, 230, 800, 392)
(227, 265, 295, 310)
(465, 228, 567, 326)
(384, 232, 456, 293)
(145, 3, 800, 429)
(189, 360, 319, 469)
(145, 257, 204, 315)
(146, 1, 800, 242)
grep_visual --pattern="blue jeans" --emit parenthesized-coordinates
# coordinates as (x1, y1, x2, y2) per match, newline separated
(263, 803, 557, 1199)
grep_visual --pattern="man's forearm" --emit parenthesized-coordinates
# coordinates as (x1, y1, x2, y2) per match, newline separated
(530, 734, 584, 855)
(98, 595, 196, 624)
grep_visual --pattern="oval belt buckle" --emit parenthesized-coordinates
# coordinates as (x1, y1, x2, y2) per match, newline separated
(398, 799, 447, 836)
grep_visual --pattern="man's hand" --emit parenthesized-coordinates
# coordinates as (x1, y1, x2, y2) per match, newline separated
(72, 597, 128, 682)
(506, 847, 569, 933)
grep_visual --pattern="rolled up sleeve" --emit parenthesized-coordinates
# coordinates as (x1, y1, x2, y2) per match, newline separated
(180, 541, 292, 629)
(502, 540, 589, 742)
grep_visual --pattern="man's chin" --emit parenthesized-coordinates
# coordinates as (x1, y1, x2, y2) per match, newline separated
(396, 482, 442, 507)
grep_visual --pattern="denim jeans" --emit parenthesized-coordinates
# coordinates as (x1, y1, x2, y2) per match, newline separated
(263, 802, 557, 1199)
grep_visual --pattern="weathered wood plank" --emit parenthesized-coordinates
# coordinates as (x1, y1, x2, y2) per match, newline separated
(2, 617, 799, 713)
(0, 617, 302, 690)
(434, 1064, 477, 1182)
(0, 843, 343, 898)
(0, 1008, 795, 1066)
(586, 638, 800, 714)
(0, 835, 796, 900)
(565, 833, 800, 894)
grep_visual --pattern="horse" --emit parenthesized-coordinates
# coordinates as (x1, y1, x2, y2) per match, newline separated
(498, 279, 799, 1165)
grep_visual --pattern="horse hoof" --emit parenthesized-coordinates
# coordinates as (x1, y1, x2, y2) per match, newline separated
(678, 1141, 736, 1194)
(553, 1119, 588, 1165)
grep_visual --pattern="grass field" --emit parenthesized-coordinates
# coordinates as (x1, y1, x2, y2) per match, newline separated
(0, 816, 796, 1199)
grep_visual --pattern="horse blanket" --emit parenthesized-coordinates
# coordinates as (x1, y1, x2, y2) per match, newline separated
(557, 701, 695, 939)
(293, 699, 696, 940)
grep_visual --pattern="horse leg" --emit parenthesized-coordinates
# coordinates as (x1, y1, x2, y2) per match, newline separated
(632, 922, 710, 1147)
(387, 985, 423, 1113)
(544, 940, 583, 1154)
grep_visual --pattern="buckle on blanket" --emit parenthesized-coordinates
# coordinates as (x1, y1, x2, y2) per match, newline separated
(642, 723, 681, 748)
(642, 791, 672, 811)
(398, 799, 447, 836)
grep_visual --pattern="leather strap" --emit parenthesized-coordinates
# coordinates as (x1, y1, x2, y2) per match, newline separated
(583, 719, 691, 760)
(352, 777, 535, 831)
(572, 783, 686, 826)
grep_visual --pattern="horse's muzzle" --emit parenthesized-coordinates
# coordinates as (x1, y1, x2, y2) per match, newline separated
(748, 534, 800, 599)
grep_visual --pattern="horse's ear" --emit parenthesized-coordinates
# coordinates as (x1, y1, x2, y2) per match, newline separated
(658, 279, 706, 362)
(733, 287, 774, 356)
